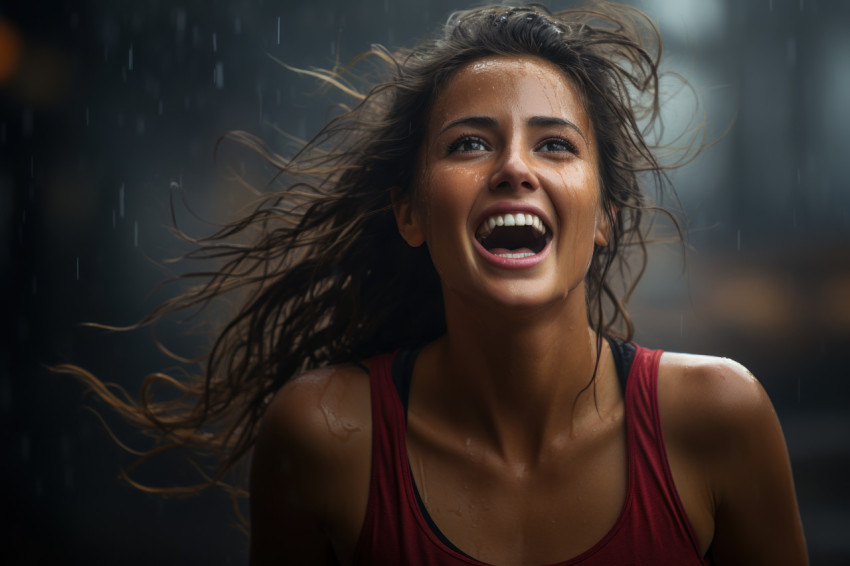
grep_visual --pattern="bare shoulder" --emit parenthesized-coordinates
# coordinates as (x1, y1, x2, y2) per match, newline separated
(250, 363, 372, 565)
(658, 352, 808, 565)
(254, 362, 373, 511)
(657, 352, 773, 448)
(260, 363, 372, 452)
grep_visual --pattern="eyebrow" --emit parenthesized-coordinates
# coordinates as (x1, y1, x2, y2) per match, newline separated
(438, 115, 586, 141)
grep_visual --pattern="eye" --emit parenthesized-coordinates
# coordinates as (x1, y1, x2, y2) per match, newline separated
(447, 135, 490, 154)
(536, 137, 578, 154)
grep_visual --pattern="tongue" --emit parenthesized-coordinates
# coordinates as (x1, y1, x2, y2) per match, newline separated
(489, 247, 535, 256)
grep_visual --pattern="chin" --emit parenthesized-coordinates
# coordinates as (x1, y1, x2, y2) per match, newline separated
(451, 278, 572, 314)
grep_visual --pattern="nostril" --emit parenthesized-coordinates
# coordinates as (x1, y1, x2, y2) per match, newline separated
(492, 178, 537, 192)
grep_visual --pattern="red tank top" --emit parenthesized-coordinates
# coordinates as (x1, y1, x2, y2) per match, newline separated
(352, 344, 709, 565)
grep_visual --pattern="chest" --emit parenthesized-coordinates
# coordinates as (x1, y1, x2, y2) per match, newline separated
(403, 416, 629, 565)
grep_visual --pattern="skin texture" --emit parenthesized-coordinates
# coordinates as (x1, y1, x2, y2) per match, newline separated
(249, 56, 808, 565)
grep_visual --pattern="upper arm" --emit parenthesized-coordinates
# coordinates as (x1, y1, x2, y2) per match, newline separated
(660, 355, 808, 565)
(249, 365, 371, 566)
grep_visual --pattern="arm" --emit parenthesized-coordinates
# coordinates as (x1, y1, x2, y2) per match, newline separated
(249, 366, 371, 566)
(660, 355, 808, 565)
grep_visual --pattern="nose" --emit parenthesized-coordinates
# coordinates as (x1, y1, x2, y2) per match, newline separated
(489, 143, 539, 193)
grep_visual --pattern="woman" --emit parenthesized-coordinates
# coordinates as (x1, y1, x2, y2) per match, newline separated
(59, 3, 807, 565)
(248, 4, 807, 564)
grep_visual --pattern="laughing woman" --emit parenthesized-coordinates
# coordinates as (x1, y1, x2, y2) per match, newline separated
(248, 5, 807, 565)
(60, 3, 808, 565)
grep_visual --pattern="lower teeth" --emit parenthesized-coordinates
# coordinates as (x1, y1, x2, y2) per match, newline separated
(495, 252, 535, 259)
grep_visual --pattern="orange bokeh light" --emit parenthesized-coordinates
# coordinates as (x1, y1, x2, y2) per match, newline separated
(0, 19, 22, 86)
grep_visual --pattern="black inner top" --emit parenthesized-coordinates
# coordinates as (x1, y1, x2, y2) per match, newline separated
(389, 337, 637, 558)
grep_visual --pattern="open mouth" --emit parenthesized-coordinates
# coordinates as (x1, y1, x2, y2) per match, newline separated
(475, 212, 552, 259)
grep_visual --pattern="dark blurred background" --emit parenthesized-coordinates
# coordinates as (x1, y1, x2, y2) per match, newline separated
(2, 0, 849, 564)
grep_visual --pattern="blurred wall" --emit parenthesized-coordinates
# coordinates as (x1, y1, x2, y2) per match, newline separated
(2, 0, 849, 564)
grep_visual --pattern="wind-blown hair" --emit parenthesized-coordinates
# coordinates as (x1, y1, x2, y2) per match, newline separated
(54, 2, 690, 499)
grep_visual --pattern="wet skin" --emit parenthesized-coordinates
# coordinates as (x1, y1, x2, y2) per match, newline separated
(397, 56, 610, 313)
(250, 56, 808, 566)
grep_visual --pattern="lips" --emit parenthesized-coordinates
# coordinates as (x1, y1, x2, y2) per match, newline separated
(474, 209, 553, 261)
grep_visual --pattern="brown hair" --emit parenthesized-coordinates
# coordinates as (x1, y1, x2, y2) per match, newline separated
(53, 1, 693, 505)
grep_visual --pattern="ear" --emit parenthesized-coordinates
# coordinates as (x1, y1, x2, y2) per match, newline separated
(594, 201, 615, 247)
(392, 189, 426, 248)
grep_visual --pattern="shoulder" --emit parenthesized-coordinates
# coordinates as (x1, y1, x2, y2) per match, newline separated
(260, 363, 372, 451)
(252, 363, 372, 523)
(657, 352, 808, 564)
(657, 352, 772, 445)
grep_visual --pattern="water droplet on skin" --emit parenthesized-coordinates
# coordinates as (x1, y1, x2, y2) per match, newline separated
(318, 369, 361, 441)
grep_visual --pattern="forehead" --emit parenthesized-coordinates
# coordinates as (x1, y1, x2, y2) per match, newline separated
(427, 55, 589, 132)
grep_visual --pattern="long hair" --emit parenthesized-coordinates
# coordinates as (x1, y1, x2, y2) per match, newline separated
(53, 2, 693, 502)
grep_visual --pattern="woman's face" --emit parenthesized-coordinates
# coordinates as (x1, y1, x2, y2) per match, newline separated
(397, 55, 608, 311)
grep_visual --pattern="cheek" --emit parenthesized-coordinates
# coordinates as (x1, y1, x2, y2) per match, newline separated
(554, 170, 603, 230)
(419, 167, 482, 232)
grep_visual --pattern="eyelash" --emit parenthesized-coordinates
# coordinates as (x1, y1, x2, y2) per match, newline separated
(447, 135, 489, 154)
(446, 134, 578, 156)
(537, 137, 578, 154)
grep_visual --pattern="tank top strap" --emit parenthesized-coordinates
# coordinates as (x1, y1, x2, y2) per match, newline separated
(623, 345, 705, 560)
(352, 351, 408, 561)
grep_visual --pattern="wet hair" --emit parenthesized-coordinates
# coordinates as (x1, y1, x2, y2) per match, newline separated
(54, 2, 691, 502)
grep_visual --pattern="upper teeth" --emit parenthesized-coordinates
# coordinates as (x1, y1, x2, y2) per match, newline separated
(477, 212, 547, 239)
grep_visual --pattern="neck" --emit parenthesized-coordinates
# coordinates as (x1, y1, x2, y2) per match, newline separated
(420, 285, 609, 465)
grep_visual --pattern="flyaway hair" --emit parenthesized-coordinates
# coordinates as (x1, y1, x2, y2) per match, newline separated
(52, 2, 698, 510)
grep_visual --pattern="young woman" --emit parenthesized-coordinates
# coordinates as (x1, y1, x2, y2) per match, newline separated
(59, 3, 808, 565)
